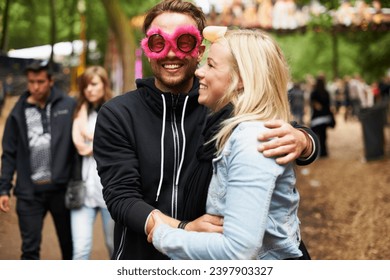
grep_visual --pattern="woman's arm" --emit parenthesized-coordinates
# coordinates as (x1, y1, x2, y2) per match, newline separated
(146, 211, 223, 237)
(151, 123, 284, 259)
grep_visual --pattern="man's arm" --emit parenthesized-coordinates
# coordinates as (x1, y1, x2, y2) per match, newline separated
(93, 103, 155, 235)
(257, 120, 319, 165)
(0, 195, 10, 213)
(0, 114, 18, 198)
(294, 124, 319, 166)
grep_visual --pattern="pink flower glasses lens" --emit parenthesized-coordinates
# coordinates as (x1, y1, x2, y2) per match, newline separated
(147, 33, 197, 54)
(141, 26, 202, 59)
(148, 34, 165, 53)
(176, 34, 197, 53)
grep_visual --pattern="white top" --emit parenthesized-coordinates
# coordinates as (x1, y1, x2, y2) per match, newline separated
(82, 110, 106, 208)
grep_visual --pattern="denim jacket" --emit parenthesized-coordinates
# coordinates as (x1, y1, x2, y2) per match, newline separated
(153, 121, 302, 259)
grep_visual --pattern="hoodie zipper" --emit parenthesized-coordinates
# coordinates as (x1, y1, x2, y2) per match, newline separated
(170, 93, 180, 219)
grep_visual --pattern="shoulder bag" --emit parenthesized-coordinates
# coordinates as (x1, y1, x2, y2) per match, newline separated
(65, 154, 86, 209)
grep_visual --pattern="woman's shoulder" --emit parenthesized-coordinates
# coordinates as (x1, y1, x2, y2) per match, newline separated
(225, 121, 287, 175)
(227, 121, 269, 148)
(233, 121, 268, 135)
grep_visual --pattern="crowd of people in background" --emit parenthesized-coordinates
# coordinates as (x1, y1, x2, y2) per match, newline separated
(288, 72, 390, 125)
(202, 0, 389, 30)
(287, 71, 390, 158)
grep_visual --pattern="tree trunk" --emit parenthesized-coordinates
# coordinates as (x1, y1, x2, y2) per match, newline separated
(0, 0, 11, 53)
(331, 28, 339, 80)
(330, 0, 339, 80)
(49, 0, 56, 64)
(101, 0, 136, 93)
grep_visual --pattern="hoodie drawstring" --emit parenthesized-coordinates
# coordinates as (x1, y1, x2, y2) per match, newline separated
(155, 94, 189, 203)
(175, 96, 189, 187)
(156, 94, 167, 201)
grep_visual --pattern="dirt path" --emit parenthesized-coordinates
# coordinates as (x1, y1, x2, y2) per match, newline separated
(0, 96, 389, 260)
(297, 109, 390, 259)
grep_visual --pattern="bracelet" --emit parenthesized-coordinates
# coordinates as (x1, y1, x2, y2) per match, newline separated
(177, 220, 189, 230)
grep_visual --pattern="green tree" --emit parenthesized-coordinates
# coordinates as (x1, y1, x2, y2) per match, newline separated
(1, 0, 389, 89)
(100, 0, 159, 91)
(49, 0, 57, 64)
(101, 0, 136, 92)
(0, 0, 11, 53)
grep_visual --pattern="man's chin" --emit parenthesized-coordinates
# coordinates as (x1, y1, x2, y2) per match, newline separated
(161, 76, 186, 89)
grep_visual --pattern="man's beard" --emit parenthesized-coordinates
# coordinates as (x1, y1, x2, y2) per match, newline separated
(152, 61, 198, 93)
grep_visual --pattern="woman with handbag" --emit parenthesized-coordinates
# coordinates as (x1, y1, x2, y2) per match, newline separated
(70, 66, 114, 259)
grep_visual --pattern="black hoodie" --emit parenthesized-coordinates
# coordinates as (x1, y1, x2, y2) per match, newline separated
(93, 77, 208, 259)
(0, 87, 77, 199)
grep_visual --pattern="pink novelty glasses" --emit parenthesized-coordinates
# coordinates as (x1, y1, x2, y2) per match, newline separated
(141, 25, 202, 59)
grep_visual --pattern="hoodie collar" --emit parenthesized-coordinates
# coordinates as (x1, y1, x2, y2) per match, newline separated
(136, 76, 200, 96)
(136, 77, 200, 115)
(22, 86, 64, 107)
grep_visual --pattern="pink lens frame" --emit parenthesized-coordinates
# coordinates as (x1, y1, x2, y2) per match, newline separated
(141, 25, 202, 59)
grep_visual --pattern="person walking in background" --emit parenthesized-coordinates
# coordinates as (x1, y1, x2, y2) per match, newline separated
(93, 0, 318, 260)
(333, 77, 346, 114)
(0, 60, 75, 260)
(288, 81, 305, 124)
(310, 75, 334, 157)
(148, 27, 308, 260)
(348, 73, 363, 118)
(4, 74, 14, 97)
(343, 75, 353, 121)
(71, 66, 114, 260)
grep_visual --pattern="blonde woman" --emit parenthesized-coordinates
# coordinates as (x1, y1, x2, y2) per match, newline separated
(71, 66, 114, 259)
(148, 27, 306, 260)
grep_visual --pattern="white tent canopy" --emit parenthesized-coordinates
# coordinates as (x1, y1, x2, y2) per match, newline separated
(7, 40, 87, 64)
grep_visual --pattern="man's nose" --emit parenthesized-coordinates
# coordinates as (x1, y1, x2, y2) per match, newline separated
(166, 47, 176, 58)
(32, 82, 40, 90)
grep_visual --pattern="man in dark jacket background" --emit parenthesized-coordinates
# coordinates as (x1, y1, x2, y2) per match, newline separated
(93, 0, 318, 260)
(0, 60, 76, 259)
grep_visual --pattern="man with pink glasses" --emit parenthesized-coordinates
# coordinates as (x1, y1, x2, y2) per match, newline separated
(93, 0, 318, 260)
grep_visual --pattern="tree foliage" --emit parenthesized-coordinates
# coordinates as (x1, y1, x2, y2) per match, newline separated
(0, 0, 389, 90)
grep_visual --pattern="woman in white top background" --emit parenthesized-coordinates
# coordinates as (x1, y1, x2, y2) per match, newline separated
(71, 66, 114, 260)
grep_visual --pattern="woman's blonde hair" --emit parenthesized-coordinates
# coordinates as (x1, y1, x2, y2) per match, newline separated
(213, 29, 291, 153)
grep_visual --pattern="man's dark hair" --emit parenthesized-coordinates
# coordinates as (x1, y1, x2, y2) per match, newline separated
(142, 0, 206, 35)
(25, 60, 52, 79)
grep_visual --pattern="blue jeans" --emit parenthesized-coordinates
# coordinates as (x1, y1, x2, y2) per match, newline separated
(71, 206, 114, 260)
